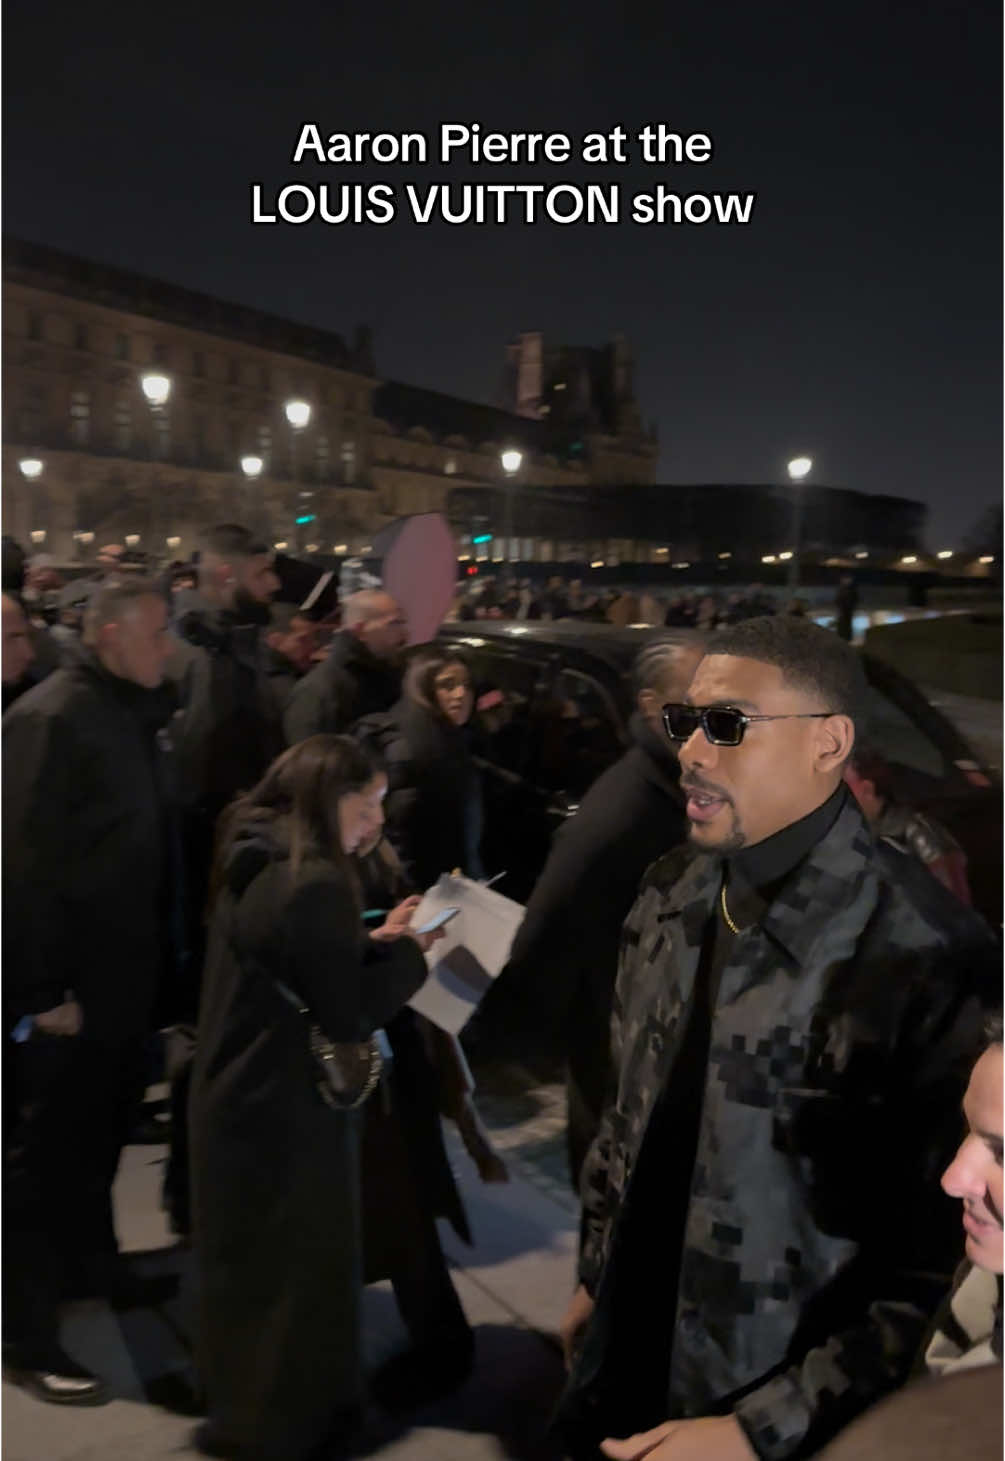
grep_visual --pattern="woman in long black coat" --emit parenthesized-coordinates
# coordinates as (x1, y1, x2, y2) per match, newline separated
(355, 648, 485, 890)
(189, 735, 434, 1461)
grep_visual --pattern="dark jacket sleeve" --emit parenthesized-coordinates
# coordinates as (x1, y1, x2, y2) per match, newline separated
(373, 731, 422, 882)
(276, 875, 427, 1042)
(283, 662, 351, 744)
(2, 704, 76, 1018)
(733, 933, 997, 1460)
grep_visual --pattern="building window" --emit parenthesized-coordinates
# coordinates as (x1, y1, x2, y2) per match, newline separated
(74, 322, 89, 352)
(341, 440, 357, 486)
(116, 333, 130, 361)
(257, 425, 272, 458)
(27, 311, 42, 342)
(18, 384, 45, 438)
(315, 435, 329, 480)
(113, 398, 133, 451)
(153, 341, 169, 366)
(193, 351, 205, 378)
(69, 390, 91, 446)
(444, 457, 457, 475)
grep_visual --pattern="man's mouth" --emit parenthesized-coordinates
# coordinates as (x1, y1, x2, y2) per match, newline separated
(681, 782, 730, 824)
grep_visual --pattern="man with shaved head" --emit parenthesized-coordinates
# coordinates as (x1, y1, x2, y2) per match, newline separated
(283, 586, 408, 744)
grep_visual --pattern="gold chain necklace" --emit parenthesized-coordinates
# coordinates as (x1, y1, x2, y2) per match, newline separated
(720, 883, 749, 936)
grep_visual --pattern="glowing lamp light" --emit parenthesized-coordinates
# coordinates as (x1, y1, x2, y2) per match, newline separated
(274, 541, 288, 551)
(18, 457, 44, 480)
(779, 551, 794, 561)
(590, 560, 605, 568)
(141, 373, 172, 407)
(855, 551, 869, 560)
(979, 555, 995, 565)
(125, 535, 140, 547)
(30, 530, 47, 544)
(672, 562, 691, 569)
(936, 550, 953, 560)
(900, 556, 918, 565)
(306, 544, 319, 553)
(79, 531, 95, 545)
(166, 536, 182, 550)
(333, 544, 348, 555)
(241, 455, 264, 478)
(717, 552, 732, 560)
(787, 456, 812, 481)
(762, 555, 777, 564)
(500, 449, 523, 474)
(285, 399, 311, 429)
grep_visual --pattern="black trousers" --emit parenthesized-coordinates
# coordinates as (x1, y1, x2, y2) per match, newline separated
(3, 1031, 147, 1361)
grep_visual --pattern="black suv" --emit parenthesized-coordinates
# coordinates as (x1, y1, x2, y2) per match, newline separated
(437, 620, 1001, 923)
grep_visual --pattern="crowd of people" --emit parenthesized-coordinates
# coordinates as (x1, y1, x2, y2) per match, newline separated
(449, 575, 855, 637)
(1, 524, 1000, 1461)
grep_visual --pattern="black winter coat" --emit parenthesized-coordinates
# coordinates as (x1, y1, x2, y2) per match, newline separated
(283, 631, 402, 744)
(189, 834, 427, 1461)
(479, 712, 688, 1177)
(2, 647, 179, 1041)
(355, 699, 485, 891)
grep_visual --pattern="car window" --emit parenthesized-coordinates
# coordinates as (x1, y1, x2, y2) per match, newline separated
(467, 649, 547, 776)
(526, 668, 625, 798)
(857, 682, 948, 780)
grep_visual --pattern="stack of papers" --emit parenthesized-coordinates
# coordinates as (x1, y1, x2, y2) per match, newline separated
(408, 874, 526, 1034)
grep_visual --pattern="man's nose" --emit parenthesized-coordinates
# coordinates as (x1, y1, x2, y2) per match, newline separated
(678, 725, 717, 772)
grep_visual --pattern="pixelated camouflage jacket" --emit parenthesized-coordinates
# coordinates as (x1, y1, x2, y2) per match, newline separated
(575, 797, 997, 1461)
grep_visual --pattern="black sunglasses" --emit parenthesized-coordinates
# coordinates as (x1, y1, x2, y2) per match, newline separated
(662, 703, 837, 747)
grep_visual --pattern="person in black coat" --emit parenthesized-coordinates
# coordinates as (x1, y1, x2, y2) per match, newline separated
(355, 648, 486, 892)
(189, 736, 438, 1461)
(474, 638, 704, 1193)
(3, 578, 181, 1405)
(283, 589, 407, 745)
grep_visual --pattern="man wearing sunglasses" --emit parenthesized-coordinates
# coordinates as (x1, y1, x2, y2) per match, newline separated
(557, 615, 996, 1461)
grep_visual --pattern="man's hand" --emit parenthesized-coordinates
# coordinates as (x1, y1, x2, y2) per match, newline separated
(34, 998, 83, 1037)
(601, 1416, 756, 1461)
(559, 1283, 596, 1371)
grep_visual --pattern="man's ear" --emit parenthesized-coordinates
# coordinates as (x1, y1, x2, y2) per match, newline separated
(814, 714, 855, 774)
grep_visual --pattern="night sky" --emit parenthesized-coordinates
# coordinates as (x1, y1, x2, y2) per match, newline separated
(5, 0, 1000, 546)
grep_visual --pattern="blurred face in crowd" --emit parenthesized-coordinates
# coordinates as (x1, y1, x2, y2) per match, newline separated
(97, 593, 172, 689)
(435, 660, 474, 726)
(355, 594, 408, 659)
(676, 654, 852, 853)
(942, 1044, 1004, 1274)
(338, 773, 387, 855)
(267, 614, 318, 673)
(2, 594, 35, 685)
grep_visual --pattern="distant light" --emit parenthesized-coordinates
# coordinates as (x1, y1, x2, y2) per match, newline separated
(285, 399, 311, 429)
(166, 536, 181, 550)
(30, 530, 47, 544)
(900, 555, 918, 565)
(79, 531, 95, 545)
(472, 533, 493, 545)
(855, 551, 869, 560)
(672, 562, 691, 569)
(936, 550, 953, 560)
(458, 554, 471, 562)
(501, 449, 523, 474)
(18, 457, 44, 480)
(656, 547, 669, 555)
(306, 543, 319, 553)
(295, 514, 316, 525)
(779, 551, 794, 561)
(141, 373, 172, 407)
(274, 541, 288, 551)
(553, 382, 567, 391)
(590, 560, 605, 568)
(787, 456, 812, 481)
(125, 535, 140, 547)
(762, 555, 777, 564)
(241, 455, 264, 478)
(333, 544, 348, 555)
(361, 546, 372, 554)
(444, 458, 457, 475)
(717, 551, 731, 560)
(979, 555, 995, 565)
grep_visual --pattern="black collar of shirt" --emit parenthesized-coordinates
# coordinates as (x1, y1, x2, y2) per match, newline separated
(724, 783, 849, 926)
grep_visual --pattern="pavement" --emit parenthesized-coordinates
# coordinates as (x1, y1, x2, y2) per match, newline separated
(2, 1070, 578, 1461)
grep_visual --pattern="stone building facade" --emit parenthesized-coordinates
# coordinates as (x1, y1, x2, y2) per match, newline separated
(2, 239, 655, 564)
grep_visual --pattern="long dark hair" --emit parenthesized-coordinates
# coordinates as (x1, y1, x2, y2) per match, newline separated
(404, 647, 473, 723)
(210, 735, 381, 909)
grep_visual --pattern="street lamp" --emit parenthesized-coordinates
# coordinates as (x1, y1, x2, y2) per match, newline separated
(19, 457, 45, 544)
(285, 400, 312, 550)
(786, 455, 812, 590)
(501, 448, 523, 564)
(240, 453, 266, 534)
(141, 373, 172, 408)
(141, 374, 172, 551)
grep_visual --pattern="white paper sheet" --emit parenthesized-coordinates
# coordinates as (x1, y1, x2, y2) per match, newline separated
(406, 873, 525, 1034)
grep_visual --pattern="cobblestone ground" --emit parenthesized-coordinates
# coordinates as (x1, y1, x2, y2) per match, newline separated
(469, 1060, 577, 1217)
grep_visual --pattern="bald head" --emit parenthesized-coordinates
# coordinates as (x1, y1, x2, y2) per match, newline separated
(2, 593, 34, 687)
(343, 590, 407, 658)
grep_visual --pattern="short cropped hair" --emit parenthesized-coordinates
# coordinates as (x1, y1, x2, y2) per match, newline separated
(82, 576, 164, 643)
(199, 523, 270, 562)
(632, 637, 705, 699)
(708, 615, 868, 720)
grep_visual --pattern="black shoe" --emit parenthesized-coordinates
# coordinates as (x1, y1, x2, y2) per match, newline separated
(4, 1347, 109, 1406)
(371, 1336, 474, 1412)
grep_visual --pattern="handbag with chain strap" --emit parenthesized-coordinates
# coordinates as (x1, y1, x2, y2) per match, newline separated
(274, 978, 384, 1110)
